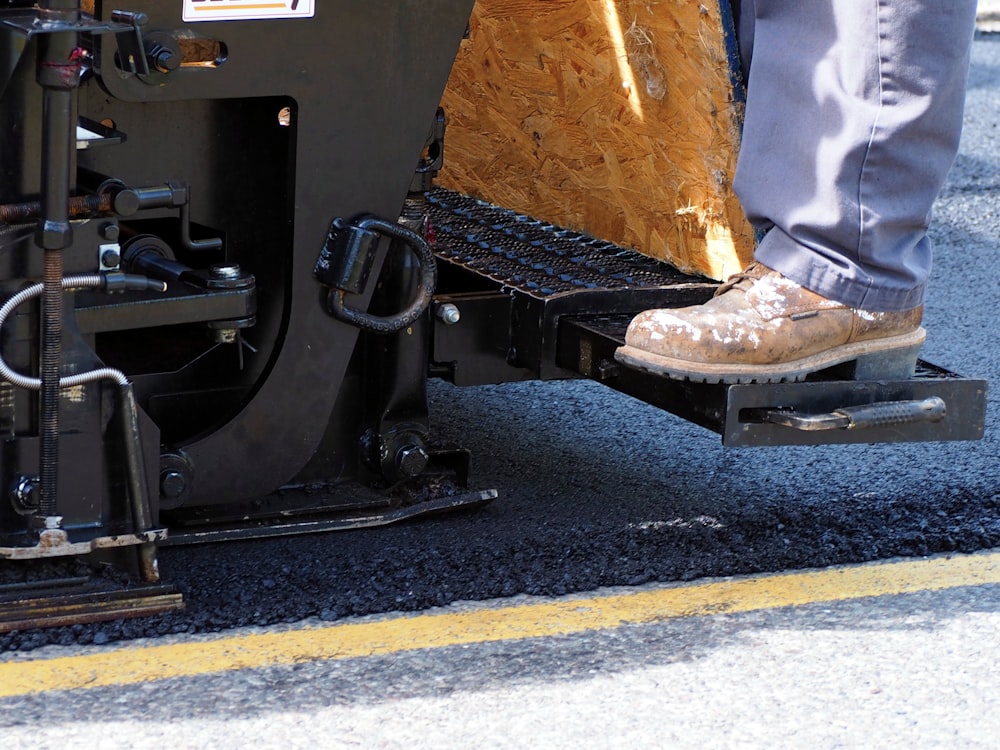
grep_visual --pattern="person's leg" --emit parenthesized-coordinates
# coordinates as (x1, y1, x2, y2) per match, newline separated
(737, 0, 977, 312)
(615, 1, 977, 383)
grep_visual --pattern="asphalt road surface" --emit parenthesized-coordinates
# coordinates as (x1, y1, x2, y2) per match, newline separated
(2, 22, 1000, 750)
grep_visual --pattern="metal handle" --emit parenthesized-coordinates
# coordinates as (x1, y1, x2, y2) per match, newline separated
(324, 216, 437, 334)
(762, 397, 947, 431)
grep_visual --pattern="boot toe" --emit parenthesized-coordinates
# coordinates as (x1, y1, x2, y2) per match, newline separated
(624, 308, 707, 354)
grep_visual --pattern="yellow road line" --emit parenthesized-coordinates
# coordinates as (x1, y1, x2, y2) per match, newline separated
(2, 550, 998, 698)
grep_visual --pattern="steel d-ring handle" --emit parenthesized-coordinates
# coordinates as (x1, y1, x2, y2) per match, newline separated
(316, 215, 437, 334)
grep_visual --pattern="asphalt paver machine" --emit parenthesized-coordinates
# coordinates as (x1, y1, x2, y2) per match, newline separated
(0, 1, 986, 630)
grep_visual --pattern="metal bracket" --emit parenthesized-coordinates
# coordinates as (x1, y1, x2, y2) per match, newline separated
(108, 9, 151, 76)
(0, 7, 151, 75)
(0, 10, 130, 38)
(0, 525, 168, 560)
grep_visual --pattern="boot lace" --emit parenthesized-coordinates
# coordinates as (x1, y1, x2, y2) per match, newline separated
(712, 261, 770, 298)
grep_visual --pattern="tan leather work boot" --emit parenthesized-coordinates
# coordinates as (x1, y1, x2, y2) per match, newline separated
(615, 262, 925, 383)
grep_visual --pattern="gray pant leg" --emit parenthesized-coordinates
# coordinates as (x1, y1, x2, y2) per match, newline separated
(733, 0, 976, 311)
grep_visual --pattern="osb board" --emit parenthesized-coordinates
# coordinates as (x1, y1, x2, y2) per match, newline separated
(438, 0, 755, 280)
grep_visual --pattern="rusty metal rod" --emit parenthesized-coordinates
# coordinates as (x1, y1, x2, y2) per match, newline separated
(0, 586, 183, 634)
(0, 193, 112, 224)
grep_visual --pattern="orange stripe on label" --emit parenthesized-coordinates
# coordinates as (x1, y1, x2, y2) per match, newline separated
(193, 4, 289, 10)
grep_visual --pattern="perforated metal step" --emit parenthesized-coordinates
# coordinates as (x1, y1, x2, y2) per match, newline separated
(429, 188, 700, 297)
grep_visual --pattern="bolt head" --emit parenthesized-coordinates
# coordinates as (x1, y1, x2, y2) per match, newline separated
(396, 445, 430, 478)
(101, 248, 121, 268)
(160, 470, 187, 499)
(36, 220, 72, 250)
(153, 48, 179, 73)
(10, 475, 39, 514)
(436, 303, 461, 325)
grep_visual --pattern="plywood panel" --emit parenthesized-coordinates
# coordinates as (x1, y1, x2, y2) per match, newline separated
(439, 0, 755, 280)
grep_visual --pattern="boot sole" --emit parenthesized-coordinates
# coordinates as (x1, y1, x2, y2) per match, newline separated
(614, 327, 927, 384)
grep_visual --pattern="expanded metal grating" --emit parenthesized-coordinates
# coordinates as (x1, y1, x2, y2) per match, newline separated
(428, 188, 702, 299)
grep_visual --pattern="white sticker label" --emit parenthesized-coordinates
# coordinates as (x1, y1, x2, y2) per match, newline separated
(183, 0, 314, 22)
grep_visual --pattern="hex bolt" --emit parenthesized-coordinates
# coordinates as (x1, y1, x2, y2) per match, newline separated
(435, 303, 461, 325)
(396, 444, 430, 478)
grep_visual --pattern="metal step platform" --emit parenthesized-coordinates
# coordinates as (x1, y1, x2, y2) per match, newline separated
(428, 188, 718, 384)
(428, 189, 987, 446)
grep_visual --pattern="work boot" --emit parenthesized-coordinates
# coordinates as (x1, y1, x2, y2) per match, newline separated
(615, 262, 925, 383)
